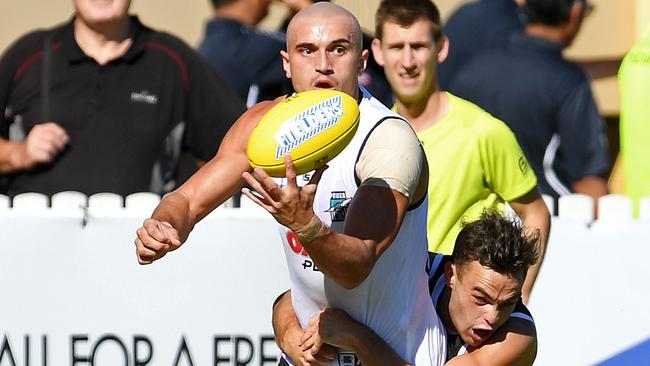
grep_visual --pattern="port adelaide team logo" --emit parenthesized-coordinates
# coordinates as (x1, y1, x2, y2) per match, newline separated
(337, 352, 361, 366)
(326, 191, 351, 222)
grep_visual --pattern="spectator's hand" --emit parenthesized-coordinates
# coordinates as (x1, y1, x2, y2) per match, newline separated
(301, 308, 357, 352)
(241, 155, 327, 231)
(282, 324, 337, 366)
(134, 219, 182, 265)
(14, 122, 68, 169)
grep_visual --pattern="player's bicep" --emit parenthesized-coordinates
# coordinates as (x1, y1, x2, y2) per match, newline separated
(343, 185, 410, 258)
(346, 118, 426, 257)
(215, 100, 281, 158)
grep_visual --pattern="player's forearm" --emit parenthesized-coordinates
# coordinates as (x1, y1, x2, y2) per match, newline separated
(302, 185, 407, 289)
(310, 308, 411, 366)
(522, 234, 547, 303)
(523, 217, 547, 304)
(346, 320, 412, 366)
(302, 227, 377, 289)
(446, 317, 537, 366)
(523, 261, 541, 305)
(151, 191, 196, 243)
(152, 150, 251, 241)
(272, 291, 302, 353)
(518, 200, 550, 304)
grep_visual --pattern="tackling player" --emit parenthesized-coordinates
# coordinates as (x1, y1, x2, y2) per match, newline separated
(274, 212, 539, 366)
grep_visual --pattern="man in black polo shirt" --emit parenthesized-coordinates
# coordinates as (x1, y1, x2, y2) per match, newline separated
(449, 0, 610, 209)
(0, 0, 245, 197)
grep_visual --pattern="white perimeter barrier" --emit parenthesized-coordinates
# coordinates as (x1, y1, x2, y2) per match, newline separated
(0, 207, 287, 366)
(1, 193, 650, 365)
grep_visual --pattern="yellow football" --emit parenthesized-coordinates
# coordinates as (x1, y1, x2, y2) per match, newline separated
(247, 89, 360, 177)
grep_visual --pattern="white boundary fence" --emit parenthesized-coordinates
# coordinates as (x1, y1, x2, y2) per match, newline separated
(1, 192, 649, 365)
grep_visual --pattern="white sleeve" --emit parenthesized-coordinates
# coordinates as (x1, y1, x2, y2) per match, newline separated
(355, 118, 426, 204)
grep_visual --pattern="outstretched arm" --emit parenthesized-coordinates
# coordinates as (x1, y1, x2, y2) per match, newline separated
(134, 101, 277, 264)
(509, 188, 550, 305)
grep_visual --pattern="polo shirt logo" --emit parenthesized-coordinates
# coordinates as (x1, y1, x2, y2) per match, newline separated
(130, 90, 158, 104)
(518, 155, 529, 175)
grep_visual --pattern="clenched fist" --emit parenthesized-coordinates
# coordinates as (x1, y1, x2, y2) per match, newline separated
(134, 218, 183, 264)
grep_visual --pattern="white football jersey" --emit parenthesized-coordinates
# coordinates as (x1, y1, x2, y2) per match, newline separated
(277, 87, 446, 365)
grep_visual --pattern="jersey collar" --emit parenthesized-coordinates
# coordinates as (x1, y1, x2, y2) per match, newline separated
(59, 15, 147, 64)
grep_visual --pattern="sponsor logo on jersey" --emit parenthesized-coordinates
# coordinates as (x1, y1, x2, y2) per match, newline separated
(286, 230, 321, 271)
(274, 95, 344, 159)
(286, 231, 309, 257)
